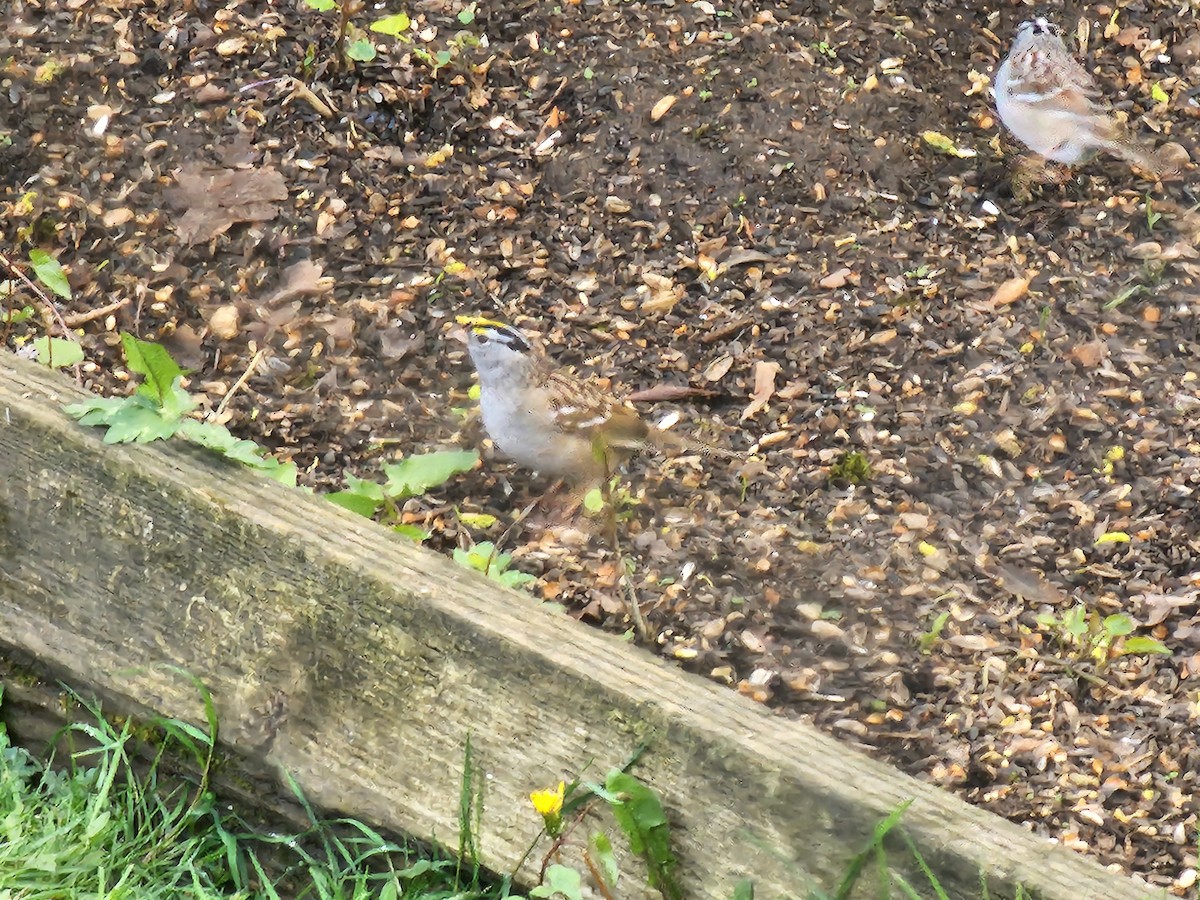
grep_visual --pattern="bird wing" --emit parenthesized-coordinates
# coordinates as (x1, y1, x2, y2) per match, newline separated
(543, 369, 742, 464)
(1010, 42, 1102, 112)
(543, 371, 652, 448)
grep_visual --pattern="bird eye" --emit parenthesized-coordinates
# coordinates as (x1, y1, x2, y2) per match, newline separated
(475, 333, 490, 343)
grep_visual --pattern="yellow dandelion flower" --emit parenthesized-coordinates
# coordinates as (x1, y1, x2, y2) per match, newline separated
(530, 781, 566, 836)
(529, 782, 565, 818)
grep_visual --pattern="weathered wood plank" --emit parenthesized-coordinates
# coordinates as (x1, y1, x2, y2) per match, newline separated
(0, 352, 1153, 899)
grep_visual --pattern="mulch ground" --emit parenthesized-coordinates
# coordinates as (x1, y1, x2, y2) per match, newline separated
(4, 0, 1200, 893)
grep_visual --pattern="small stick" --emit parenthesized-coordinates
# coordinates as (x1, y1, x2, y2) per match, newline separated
(212, 348, 265, 421)
(285, 76, 336, 118)
(582, 847, 616, 900)
(63, 296, 131, 327)
(600, 476, 648, 643)
(0, 248, 82, 382)
(486, 494, 541, 576)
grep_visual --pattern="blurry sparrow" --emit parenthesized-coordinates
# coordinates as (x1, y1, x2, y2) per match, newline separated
(995, 18, 1165, 184)
(457, 316, 720, 485)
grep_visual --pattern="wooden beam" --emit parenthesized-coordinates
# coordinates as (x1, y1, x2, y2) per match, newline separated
(0, 353, 1153, 899)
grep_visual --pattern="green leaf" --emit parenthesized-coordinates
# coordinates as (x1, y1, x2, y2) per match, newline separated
(434, 49, 453, 67)
(1063, 605, 1088, 638)
(156, 379, 198, 423)
(28, 249, 72, 299)
(73, 394, 186, 443)
(454, 542, 497, 573)
(456, 542, 494, 571)
(327, 490, 382, 518)
(392, 523, 431, 541)
(529, 865, 583, 900)
(1121, 636, 1172, 655)
(304, 0, 336, 8)
(604, 771, 681, 899)
(346, 38, 377, 61)
(64, 396, 122, 422)
(1103, 614, 1135, 637)
(582, 488, 605, 513)
(31, 336, 83, 368)
(120, 333, 184, 406)
(253, 457, 299, 486)
(452, 541, 533, 588)
(177, 420, 296, 483)
(1095, 531, 1131, 545)
(343, 473, 387, 502)
(500, 568, 536, 588)
(590, 832, 619, 889)
(1151, 82, 1169, 104)
(457, 3, 476, 24)
(920, 130, 976, 159)
(918, 610, 949, 654)
(370, 13, 411, 35)
(2, 305, 35, 324)
(459, 512, 497, 529)
(731, 879, 754, 900)
(382, 450, 478, 500)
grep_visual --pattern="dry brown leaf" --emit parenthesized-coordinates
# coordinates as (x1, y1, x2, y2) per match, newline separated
(741, 360, 780, 421)
(265, 260, 334, 307)
(167, 164, 288, 245)
(1069, 340, 1109, 367)
(991, 563, 1071, 605)
(102, 208, 134, 227)
(819, 267, 851, 289)
(704, 354, 734, 382)
(649, 94, 677, 122)
(641, 271, 683, 315)
(989, 276, 1030, 307)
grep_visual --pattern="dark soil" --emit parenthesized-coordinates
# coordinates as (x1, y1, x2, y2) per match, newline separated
(3, 0, 1200, 893)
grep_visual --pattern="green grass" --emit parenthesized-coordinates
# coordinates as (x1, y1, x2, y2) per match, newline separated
(0, 683, 1050, 900)
(0, 685, 506, 899)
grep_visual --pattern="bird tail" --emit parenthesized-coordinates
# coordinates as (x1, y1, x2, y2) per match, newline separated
(649, 428, 741, 461)
(1100, 137, 1179, 178)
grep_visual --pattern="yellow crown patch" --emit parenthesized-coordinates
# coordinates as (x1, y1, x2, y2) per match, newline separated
(455, 315, 510, 334)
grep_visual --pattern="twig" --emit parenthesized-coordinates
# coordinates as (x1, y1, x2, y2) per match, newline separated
(211, 348, 265, 421)
(1016, 652, 1130, 697)
(285, 76, 336, 118)
(582, 847, 617, 900)
(536, 811, 589, 884)
(601, 476, 648, 644)
(0, 248, 83, 382)
(485, 495, 541, 576)
(238, 77, 285, 94)
(0, 249, 72, 339)
(62, 295, 130, 327)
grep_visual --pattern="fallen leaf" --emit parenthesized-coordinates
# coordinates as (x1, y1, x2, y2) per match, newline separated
(741, 361, 780, 421)
(264, 260, 334, 306)
(991, 563, 1070, 605)
(988, 276, 1030, 307)
(704, 354, 734, 382)
(820, 267, 852, 289)
(1069, 340, 1109, 367)
(650, 94, 677, 122)
(167, 164, 288, 245)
